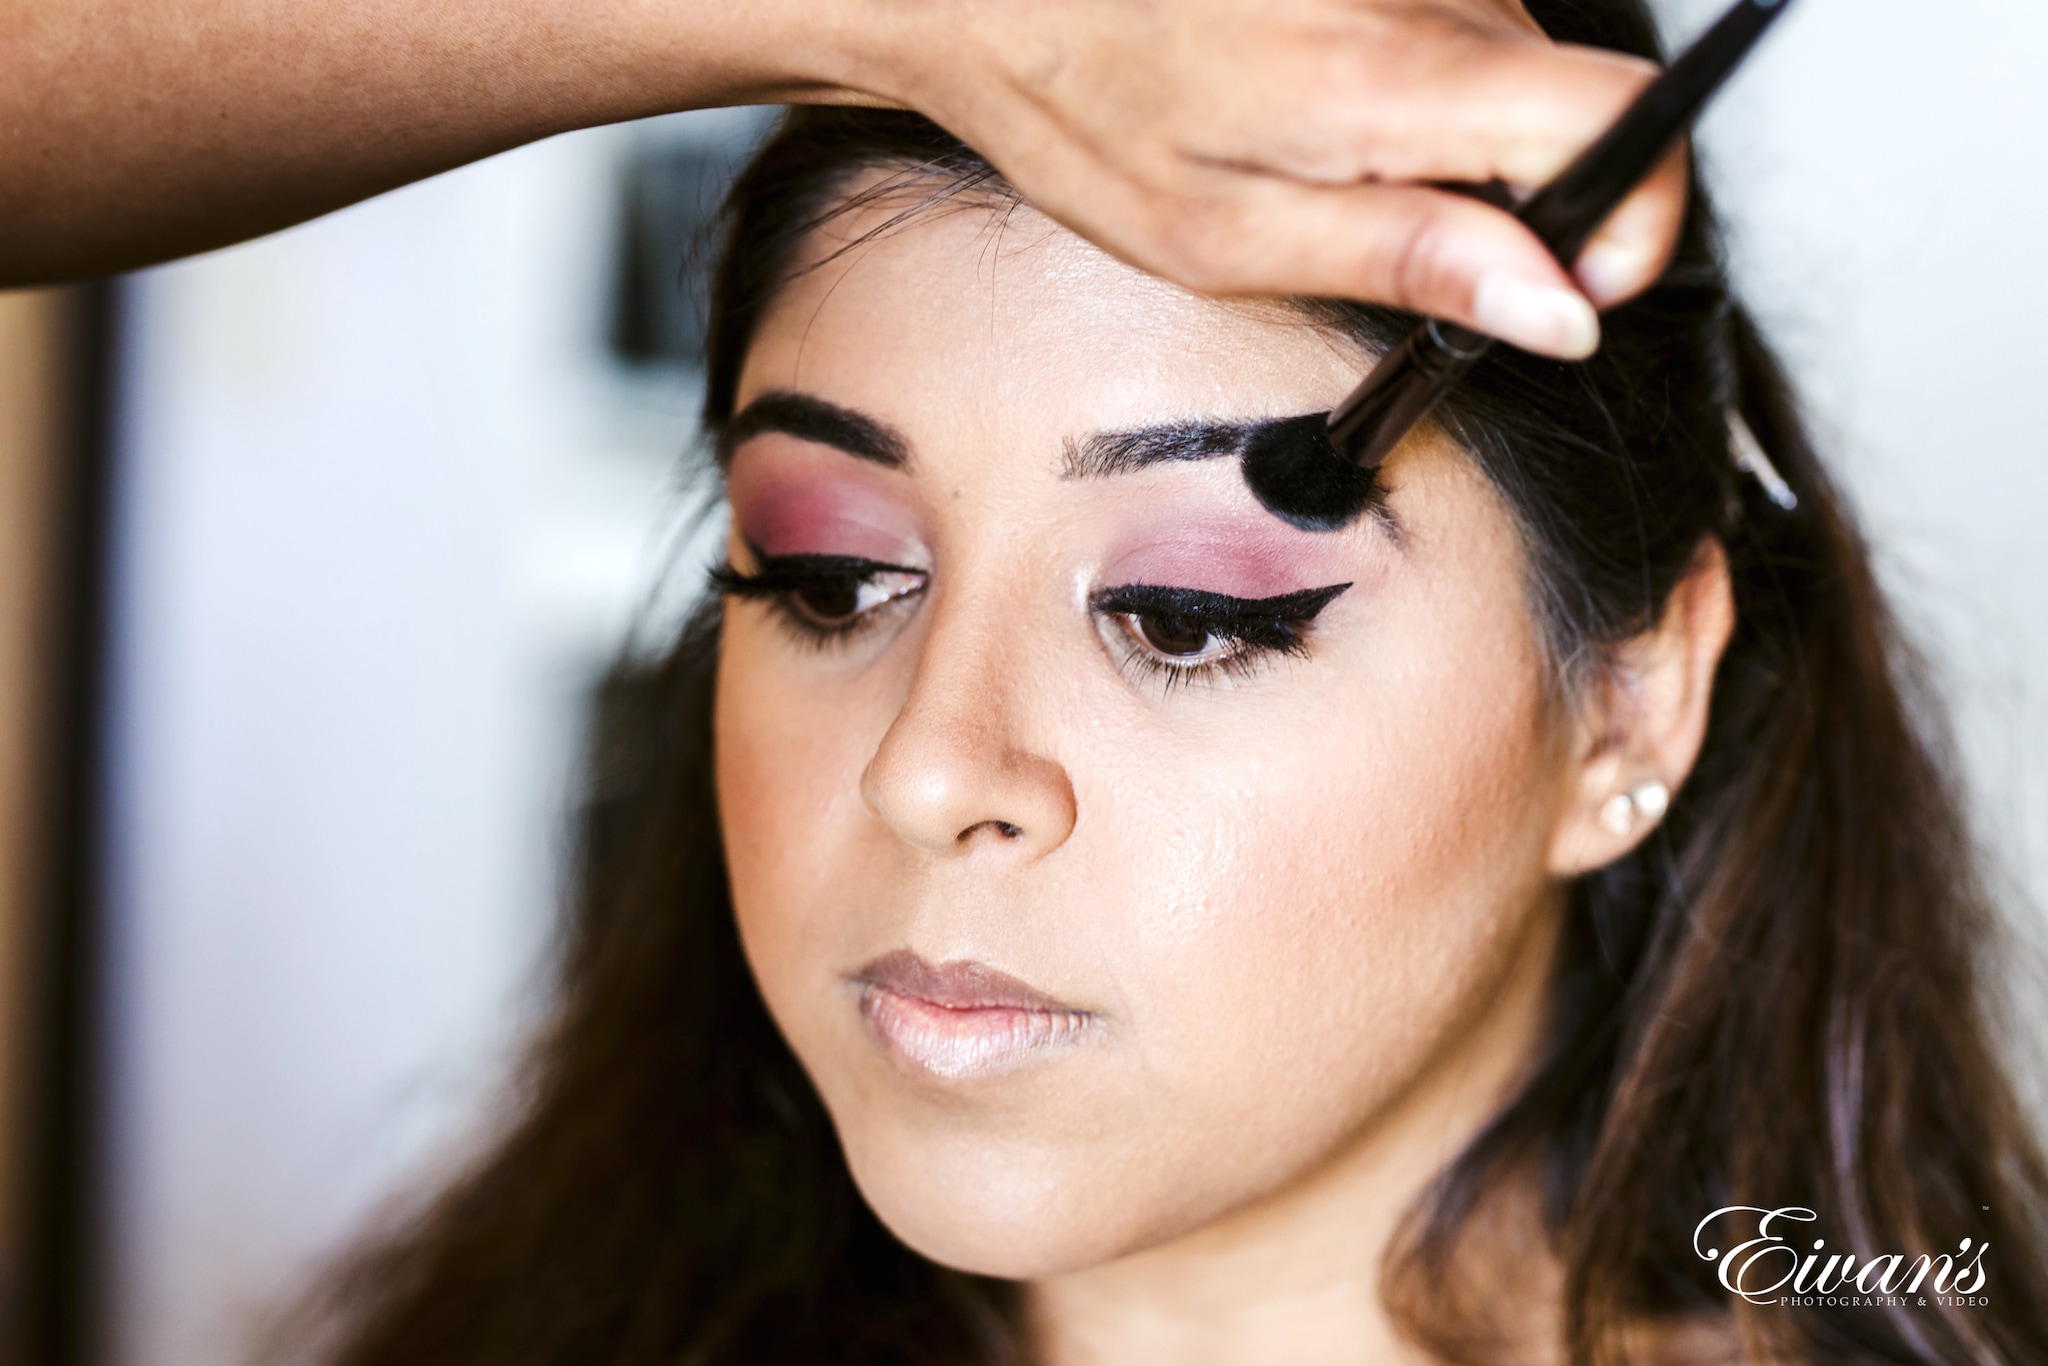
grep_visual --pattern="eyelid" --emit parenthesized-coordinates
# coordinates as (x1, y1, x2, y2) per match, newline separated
(1089, 582, 1352, 622)
(743, 548, 927, 579)
(723, 452, 928, 573)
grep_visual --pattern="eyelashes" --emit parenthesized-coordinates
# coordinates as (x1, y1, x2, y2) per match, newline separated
(711, 552, 928, 644)
(714, 550, 1350, 689)
(1089, 583, 1351, 689)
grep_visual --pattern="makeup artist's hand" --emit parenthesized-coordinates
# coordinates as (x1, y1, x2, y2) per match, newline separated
(2, 0, 1682, 359)
(893, 0, 1686, 359)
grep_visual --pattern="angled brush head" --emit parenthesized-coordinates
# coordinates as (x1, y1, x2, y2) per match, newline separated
(1237, 414, 1378, 532)
(1251, 0, 1797, 534)
(1246, 321, 1479, 531)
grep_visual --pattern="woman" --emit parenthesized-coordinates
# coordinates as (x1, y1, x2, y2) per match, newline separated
(302, 3, 2048, 1362)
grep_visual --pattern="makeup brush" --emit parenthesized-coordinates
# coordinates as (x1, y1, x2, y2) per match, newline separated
(1242, 0, 1798, 531)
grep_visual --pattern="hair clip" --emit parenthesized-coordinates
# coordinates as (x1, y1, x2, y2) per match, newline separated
(1728, 410, 1798, 511)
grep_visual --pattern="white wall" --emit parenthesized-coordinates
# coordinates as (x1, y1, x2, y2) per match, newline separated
(99, 3, 2048, 1361)
(1652, 0, 2048, 917)
(102, 113, 744, 1366)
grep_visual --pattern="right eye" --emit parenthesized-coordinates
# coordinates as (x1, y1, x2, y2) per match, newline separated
(712, 552, 928, 641)
(784, 567, 926, 629)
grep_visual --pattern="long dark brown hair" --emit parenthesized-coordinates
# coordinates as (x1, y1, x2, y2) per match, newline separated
(300, 3, 2048, 1361)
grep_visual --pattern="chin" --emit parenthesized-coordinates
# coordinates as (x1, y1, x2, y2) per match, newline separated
(833, 1117, 1145, 1281)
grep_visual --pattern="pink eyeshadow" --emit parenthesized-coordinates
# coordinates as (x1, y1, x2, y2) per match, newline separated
(1102, 512, 1356, 599)
(726, 436, 926, 564)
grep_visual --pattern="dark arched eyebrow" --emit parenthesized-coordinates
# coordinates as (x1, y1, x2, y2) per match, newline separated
(719, 391, 910, 469)
(1066, 413, 1401, 540)
(718, 400, 1366, 521)
(1061, 415, 1322, 479)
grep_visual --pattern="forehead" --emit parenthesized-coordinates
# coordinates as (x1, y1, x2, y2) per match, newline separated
(733, 184, 1369, 452)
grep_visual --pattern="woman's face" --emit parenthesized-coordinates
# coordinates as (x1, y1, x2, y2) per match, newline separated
(714, 186, 1581, 1280)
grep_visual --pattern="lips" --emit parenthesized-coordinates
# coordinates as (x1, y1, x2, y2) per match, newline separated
(854, 950, 1093, 1078)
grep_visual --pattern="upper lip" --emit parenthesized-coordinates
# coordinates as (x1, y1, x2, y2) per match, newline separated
(854, 949, 1079, 1014)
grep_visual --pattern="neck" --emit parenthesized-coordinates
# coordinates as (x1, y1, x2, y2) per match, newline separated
(1026, 903, 1560, 1366)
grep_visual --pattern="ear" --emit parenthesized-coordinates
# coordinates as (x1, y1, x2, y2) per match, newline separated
(1548, 537, 1736, 877)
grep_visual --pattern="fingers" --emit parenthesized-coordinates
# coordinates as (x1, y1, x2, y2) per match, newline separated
(1573, 141, 1689, 307)
(1203, 29, 1659, 186)
(905, 0, 1696, 342)
(1265, 37, 1687, 313)
(1420, 40, 1664, 188)
(1151, 177, 1603, 358)
(1213, 35, 1689, 313)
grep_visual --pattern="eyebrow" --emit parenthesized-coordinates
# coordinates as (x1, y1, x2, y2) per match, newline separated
(718, 397, 1344, 504)
(1061, 416, 1323, 479)
(719, 391, 910, 469)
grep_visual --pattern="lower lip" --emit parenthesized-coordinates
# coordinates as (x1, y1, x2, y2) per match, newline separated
(860, 986, 1092, 1079)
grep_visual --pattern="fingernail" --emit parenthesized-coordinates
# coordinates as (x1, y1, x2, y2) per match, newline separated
(1576, 239, 1654, 308)
(1472, 273, 1600, 359)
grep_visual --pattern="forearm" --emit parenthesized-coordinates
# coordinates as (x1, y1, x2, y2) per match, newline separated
(2, 0, 1689, 351)
(0, 0, 893, 284)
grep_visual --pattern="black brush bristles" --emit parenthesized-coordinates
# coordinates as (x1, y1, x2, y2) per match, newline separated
(1239, 414, 1378, 532)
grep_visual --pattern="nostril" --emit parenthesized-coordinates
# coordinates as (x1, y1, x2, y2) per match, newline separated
(861, 702, 1076, 855)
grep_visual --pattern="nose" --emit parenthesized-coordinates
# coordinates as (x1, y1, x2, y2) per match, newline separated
(860, 607, 1077, 859)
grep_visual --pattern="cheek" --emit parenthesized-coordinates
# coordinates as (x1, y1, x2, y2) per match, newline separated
(1080, 602, 1563, 1154)
(713, 625, 884, 1011)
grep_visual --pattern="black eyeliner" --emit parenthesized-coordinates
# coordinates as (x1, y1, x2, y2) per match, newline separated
(711, 551, 925, 598)
(1093, 582, 1353, 691)
(1093, 583, 1353, 658)
(1091, 583, 1352, 627)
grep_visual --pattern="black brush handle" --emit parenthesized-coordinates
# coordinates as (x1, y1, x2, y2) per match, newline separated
(1326, 321, 1489, 462)
(1520, 0, 1793, 263)
(1327, 0, 1796, 470)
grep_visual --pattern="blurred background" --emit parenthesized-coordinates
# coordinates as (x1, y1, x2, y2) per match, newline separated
(0, 0, 2043, 1361)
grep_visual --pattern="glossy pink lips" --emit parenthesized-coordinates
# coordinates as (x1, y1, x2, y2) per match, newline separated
(855, 950, 1092, 1078)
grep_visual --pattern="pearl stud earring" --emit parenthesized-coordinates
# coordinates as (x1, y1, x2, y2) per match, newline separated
(1631, 780, 1670, 821)
(1599, 780, 1671, 835)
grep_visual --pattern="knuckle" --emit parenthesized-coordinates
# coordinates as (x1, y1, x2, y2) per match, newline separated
(1379, 204, 1465, 311)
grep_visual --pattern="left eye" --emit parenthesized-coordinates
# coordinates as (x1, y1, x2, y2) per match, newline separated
(1091, 581, 1352, 685)
(1122, 610, 1229, 660)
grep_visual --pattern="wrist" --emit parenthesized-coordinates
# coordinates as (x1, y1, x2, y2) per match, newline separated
(608, 0, 929, 112)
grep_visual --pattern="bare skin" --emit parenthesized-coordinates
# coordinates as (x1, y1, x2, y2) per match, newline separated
(2, 0, 1684, 357)
(711, 190, 1732, 1361)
